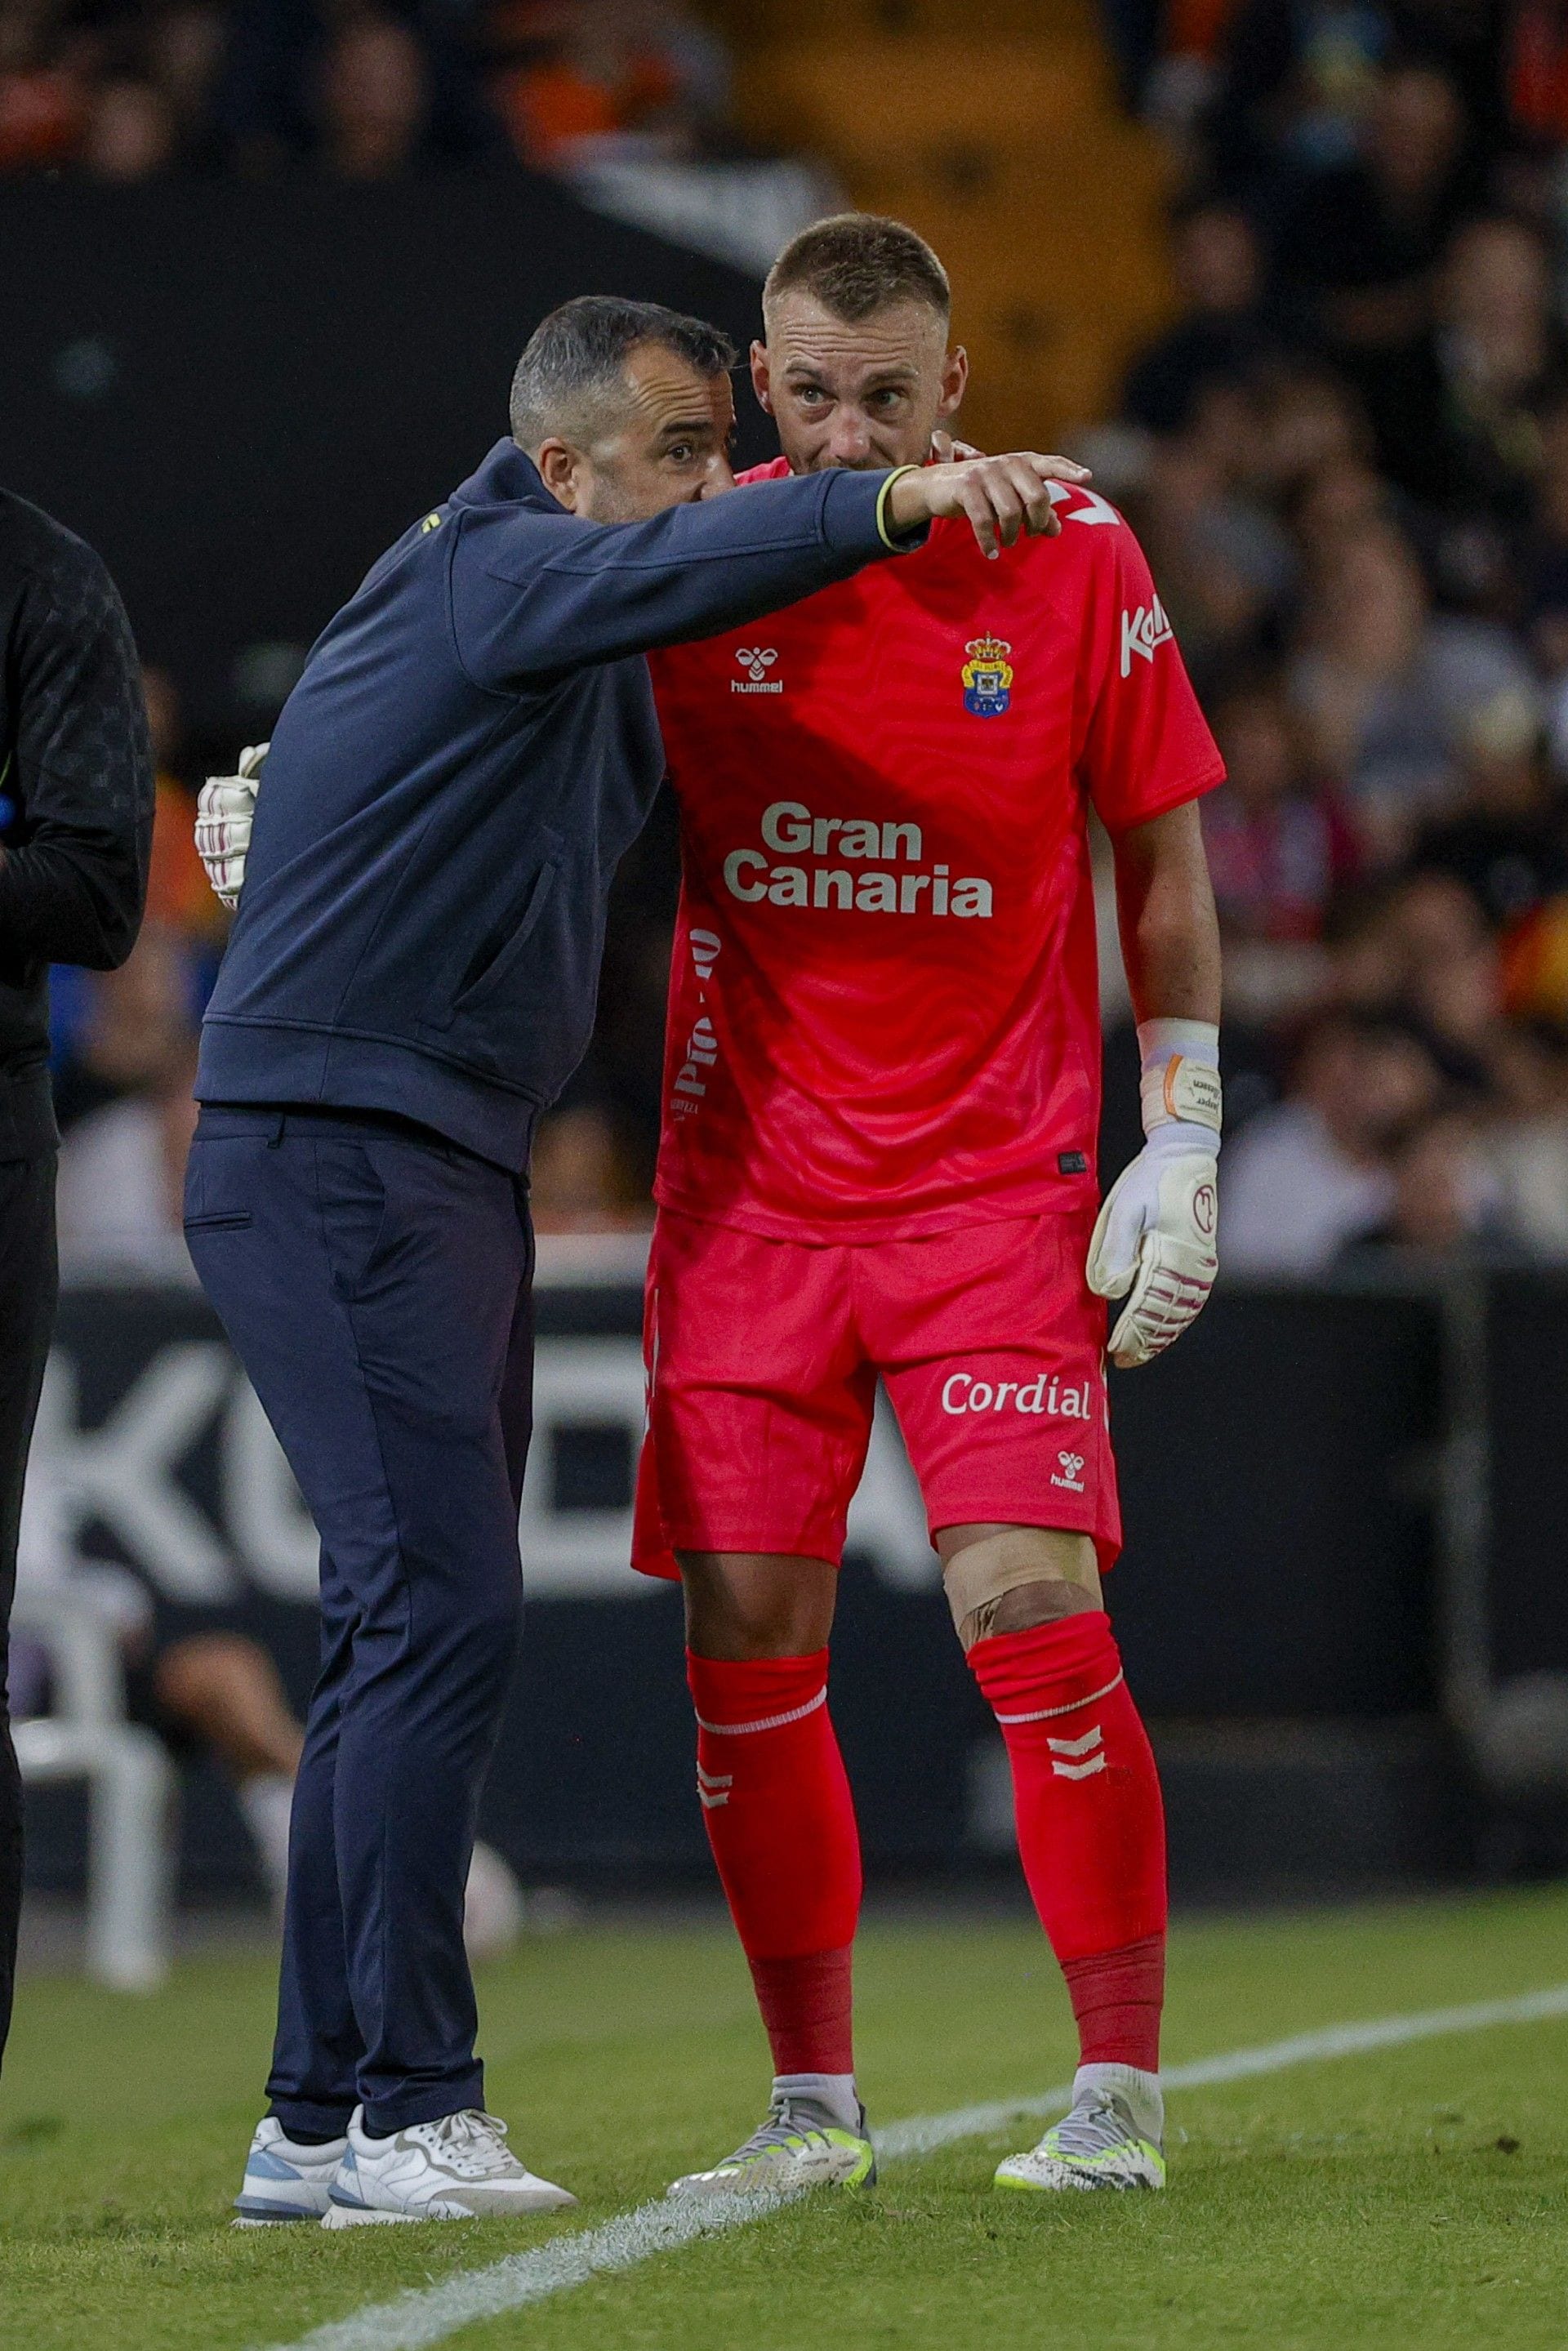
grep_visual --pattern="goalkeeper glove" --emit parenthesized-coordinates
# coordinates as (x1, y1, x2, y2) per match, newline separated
(194, 741, 268, 908)
(1087, 1019, 1220, 1369)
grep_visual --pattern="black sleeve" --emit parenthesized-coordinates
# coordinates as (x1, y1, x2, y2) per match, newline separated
(0, 548, 154, 972)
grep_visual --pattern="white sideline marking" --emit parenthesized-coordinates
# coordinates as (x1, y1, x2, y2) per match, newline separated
(875, 1981, 1568, 2157)
(266, 1984, 1568, 2351)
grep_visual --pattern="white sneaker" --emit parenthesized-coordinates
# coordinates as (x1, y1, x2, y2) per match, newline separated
(322, 2105, 577, 2224)
(232, 2116, 347, 2225)
(995, 2064, 1166, 2193)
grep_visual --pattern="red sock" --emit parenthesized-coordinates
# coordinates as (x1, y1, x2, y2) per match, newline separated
(969, 1612, 1167, 2074)
(686, 1650, 862, 2077)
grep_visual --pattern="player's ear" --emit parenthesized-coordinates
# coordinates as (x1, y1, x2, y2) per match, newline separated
(750, 338, 774, 416)
(938, 344, 969, 422)
(534, 438, 585, 512)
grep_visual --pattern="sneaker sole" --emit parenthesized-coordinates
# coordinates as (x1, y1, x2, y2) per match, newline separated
(994, 2164, 1164, 2193)
(233, 2198, 328, 2225)
(323, 2200, 469, 2227)
(667, 2154, 876, 2200)
(323, 2191, 577, 2227)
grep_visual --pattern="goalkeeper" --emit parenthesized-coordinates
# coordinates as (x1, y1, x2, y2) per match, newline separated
(634, 216, 1226, 2202)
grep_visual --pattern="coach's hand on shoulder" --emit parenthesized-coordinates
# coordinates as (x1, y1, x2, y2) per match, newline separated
(887, 453, 1090, 559)
(1087, 1034, 1222, 1369)
(195, 741, 268, 909)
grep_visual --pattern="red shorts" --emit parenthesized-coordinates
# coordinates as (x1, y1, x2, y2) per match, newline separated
(633, 1208, 1120, 1579)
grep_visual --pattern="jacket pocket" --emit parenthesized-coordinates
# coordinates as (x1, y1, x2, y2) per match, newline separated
(421, 835, 564, 1033)
(182, 1209, 253, 1233)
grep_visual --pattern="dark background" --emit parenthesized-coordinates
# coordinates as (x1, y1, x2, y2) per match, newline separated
(0, 175, 775, 732)
(28, 1268, 1561, 1904)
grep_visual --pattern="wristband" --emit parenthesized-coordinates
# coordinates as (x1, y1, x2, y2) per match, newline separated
(1137, 1017, 1222, 1137)
(875, 466, 924, 549)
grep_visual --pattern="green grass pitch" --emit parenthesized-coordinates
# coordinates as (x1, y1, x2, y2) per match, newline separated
(3, 1887, 1567, 2350)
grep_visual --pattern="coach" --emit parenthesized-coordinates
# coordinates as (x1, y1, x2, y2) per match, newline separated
(190, 296, 1067, 2223)
(0, 495, 153, 2068)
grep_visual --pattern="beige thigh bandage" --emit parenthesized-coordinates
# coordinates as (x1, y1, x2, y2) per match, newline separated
(941, 1529, 1099, 1640)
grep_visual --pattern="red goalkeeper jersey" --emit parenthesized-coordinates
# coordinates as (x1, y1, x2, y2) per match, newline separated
(647, 461, 1224, 1241)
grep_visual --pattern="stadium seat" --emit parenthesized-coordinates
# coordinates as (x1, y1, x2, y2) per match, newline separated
(735, 41, 1116, 163)
(719, 0, 1095, 43)
(715, 0, 1177, 443)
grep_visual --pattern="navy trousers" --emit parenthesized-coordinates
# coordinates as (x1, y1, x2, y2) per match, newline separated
(185, 1105, 533, 2135)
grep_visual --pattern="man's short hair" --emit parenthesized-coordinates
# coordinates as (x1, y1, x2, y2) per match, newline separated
(510, 296, 737, 449)
(764, 213, 951, 327)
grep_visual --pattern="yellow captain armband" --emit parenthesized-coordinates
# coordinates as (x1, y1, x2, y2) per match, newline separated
(875, 466, 924, 550)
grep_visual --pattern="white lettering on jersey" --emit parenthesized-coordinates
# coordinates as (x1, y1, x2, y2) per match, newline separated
(726, 804, 991, 919)
(671, 931, 724, 1120)
(1120, 595, 1174, 677)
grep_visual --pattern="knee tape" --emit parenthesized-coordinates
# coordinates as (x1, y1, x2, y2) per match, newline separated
(941, 1530, 1098, 1641)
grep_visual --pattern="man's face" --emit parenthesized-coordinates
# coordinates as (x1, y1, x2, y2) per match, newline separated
(752, 292, 966, 474)
(536, 341, 737, 521)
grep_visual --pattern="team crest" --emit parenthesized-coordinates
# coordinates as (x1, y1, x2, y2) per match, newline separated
(961, 636, 1013, 717)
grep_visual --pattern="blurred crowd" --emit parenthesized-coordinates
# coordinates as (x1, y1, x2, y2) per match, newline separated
(37, 0, 1568, 1274)
(0, 0, 734, 180)
(1086, 4, 1568, 1270)
(47, 667, 660, 1272)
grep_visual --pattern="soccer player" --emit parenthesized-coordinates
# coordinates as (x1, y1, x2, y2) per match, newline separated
(635, 217, 1226, 2196)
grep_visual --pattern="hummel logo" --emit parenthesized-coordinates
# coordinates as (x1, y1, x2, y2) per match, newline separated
(1049, 1725, 1107, 1780)
(697, 1763, 733, 1811)
(1120, 595, 1174, 676)
(733, 647, 782, 694)
(1050, 1449, 1086, 1494)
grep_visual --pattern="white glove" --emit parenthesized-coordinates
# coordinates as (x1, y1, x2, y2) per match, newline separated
(1087, 1026, 1221, 1369)
(194, 741, 268, 908)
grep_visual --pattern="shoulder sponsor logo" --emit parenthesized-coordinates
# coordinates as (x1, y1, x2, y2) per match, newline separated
(1120, 594, 1174, 677)
(1046, 482, 1123, 528)
(733, 647, 782, 694)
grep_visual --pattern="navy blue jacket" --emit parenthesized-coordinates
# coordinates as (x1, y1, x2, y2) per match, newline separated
(198, 440, 912, 1168)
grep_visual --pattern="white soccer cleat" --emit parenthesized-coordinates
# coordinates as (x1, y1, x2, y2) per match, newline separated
(322, 2105, 577, 2224)
(666, 2092, 876, 2199)
(995, 2065, 1166, 2193)
(232, 2116, 347, 2225)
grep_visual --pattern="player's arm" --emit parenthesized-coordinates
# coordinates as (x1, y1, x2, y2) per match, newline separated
(0, 557, 154, 973)
(1088, 799, 1223, 1367)
(194, 459, 1085, 905)
(1113, 799, 1221, 1031)
(458, 456, 1080, 684)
